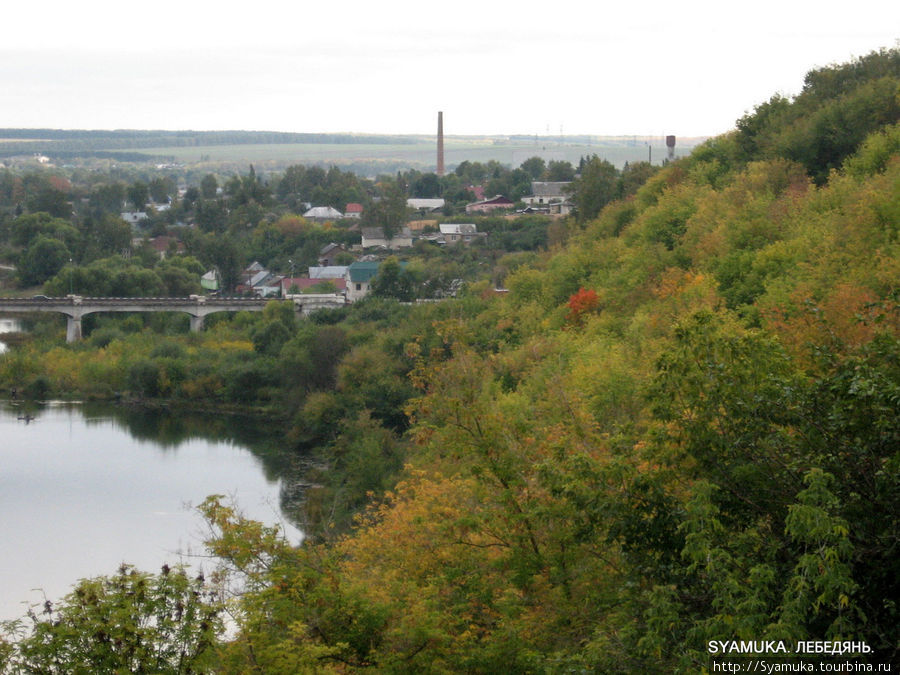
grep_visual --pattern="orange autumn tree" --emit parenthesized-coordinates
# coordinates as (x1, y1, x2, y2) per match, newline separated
(565, 287, 599, 326)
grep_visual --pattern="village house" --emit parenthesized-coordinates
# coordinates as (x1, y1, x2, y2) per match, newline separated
(146, 236, 185, 260)
(345, 261, 381, 302)
(439, 223, 487, 244)
(407, 198, 445, 215)
(240, 261, 266, 285)
(549, 201, 574, 216)
(344, 203, 363, 219)
(303, 205, 343, 220)
(360, 226, 413, 250)
(521, 182, 571, 206)
(318, 242, 349, 266)
(465, 195, 515, 214)
(121, 211, 148, 227)
(235, 262, 282, 296)
(250, 270, 283, 297)
(521, 181, 574, 216)
(309, 265, 349, 280)
(200, 270, 219, 292)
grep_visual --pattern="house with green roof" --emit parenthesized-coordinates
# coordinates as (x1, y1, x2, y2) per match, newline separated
(346, 261, 380, 302)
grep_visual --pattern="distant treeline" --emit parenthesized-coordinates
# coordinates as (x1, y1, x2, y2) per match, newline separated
(40, 150, 167, 162)
(0, 129, 419, 156)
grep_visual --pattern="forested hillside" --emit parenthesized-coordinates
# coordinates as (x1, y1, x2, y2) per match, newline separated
(1, 48, 898, 672)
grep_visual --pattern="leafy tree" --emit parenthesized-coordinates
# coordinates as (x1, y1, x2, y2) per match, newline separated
(194, 198, 227, 233)
(279, 323, 349, 396)
(26, 188, 72, 219)
(182, 186, 200, 205)
(80, 214, 132, 260)
(88, 183, 127, 215)
(127, 181, 150, 210)
(189, 233, 242, 292)
(8, 212, 80, 250)
(543, 159, 575, 181)
(360, 182, 409, 239)
(2, 564, 222, 674)
(519, 156, 546, 180)
(453, 160, 488, 184)
(18, 236, 71, 286)
(565, 286, 599, 326)
(618, 160, 659, 198)
(736, 94, 793, 160)
(225, 165, 270, 209)
(843, 121, 900, 177)
(149, 176, 175, 204)
(410, 172, 441, 198)
(570, 155, 618, 222)
(200, 174, 218, 200)
(43, 258, 173, 297)
(222, 357, 279, 403)
(157, 264, 202, 296)
(369, 257, 413, 301)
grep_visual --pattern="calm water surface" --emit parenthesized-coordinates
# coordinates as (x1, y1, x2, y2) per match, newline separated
(0, 318, 21, 354)
(0, 401, 304, 620)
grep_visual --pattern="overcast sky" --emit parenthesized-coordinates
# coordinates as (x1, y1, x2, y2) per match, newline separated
(2, 1, 897, 137)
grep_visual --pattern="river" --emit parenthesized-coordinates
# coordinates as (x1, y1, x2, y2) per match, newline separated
(0, 401, 306, 621)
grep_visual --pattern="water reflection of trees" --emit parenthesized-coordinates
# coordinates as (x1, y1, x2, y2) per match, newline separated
(79, 402, 314, 524)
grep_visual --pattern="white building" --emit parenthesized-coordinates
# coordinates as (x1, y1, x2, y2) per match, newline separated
(521, 182, 572, 207)
(407, 198, 445, 212)
(303, 206, 343, 220)
(121, 211, 148, 226)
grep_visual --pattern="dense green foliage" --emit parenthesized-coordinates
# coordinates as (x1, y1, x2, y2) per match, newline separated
(1, 48, 898, 672)
(1, 564, 222, 674)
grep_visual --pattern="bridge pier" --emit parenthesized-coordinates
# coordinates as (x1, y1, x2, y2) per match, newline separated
(66, 316, 82, 343)
(189, 315, 205, 332)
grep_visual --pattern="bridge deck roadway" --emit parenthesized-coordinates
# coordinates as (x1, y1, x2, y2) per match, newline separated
(0, 297, 278, 342)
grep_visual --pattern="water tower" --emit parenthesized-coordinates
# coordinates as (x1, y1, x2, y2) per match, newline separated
(666, 135, 676, 161)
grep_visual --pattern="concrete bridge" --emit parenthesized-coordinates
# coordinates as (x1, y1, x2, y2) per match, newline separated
(0, 294, 347, 342)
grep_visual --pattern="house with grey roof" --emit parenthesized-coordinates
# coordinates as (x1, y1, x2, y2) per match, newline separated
(521, 181, 573, 215)
(318, 242, 349, 266)
(309, 266, 349, 279)
(361, 227, 413, 250)
(439, 223, 487, 245)
(303, 206, 343, 220)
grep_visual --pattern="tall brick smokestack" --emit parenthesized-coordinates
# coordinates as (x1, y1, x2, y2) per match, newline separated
(437, 111, 445, 176)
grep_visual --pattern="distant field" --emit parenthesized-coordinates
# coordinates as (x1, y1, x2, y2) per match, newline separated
(138, 138, 706, 172)
(0, 129, 709, 173)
